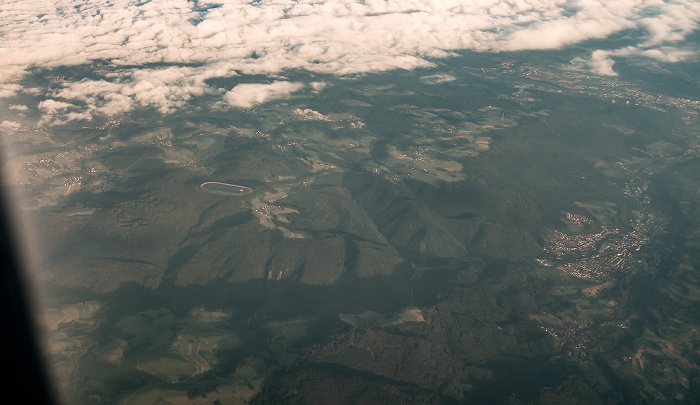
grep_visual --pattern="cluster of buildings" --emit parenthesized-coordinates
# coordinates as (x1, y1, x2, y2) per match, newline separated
(540, 211, 667, 281)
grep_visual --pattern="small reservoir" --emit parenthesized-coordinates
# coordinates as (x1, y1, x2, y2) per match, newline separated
(200, 182, 253, 196)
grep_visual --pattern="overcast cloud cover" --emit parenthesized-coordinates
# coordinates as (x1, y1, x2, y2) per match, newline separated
(1, 0, 699, 123)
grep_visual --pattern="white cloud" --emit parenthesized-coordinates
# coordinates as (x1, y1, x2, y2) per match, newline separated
(224, 81, 304, 108)
(38, 99, 76, 115)
(499, 17, 635, 51)
(44, 64, 227, 118)
(37, 99, 92, 125)
(571, 44, 695, 76)
(0, 84, 21, 99)
(421, 73, 456, 84)
(294, 108, 329, 120)
(8, 104, 28, 111)
(571, 50, 618, 76)
(0, 0, 698, 122)
(310, 82, 327, 93)
(1, 120, 21, 129)
(612, 45, 693, 62)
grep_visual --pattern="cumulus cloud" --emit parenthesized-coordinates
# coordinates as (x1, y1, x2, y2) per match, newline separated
(0, 0, 698, 122)
(310, 82, 327, 93)
(571, 50, 618, 76)
(571, 44, 695, 76)
(37, 99, 94, 125)
(294, 108, 330, 121)
(613, 45, 694, 62)
(421, 73, 456, 84)
(1, 120, 21, 129)
(0, 84, 21, 99)
(38, 99, 76, 115)
(53, 65, 219, 115)
(224, 81, 304, 108)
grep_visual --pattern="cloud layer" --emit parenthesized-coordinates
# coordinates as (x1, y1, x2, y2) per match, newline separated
(1, 0, 699, 122)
